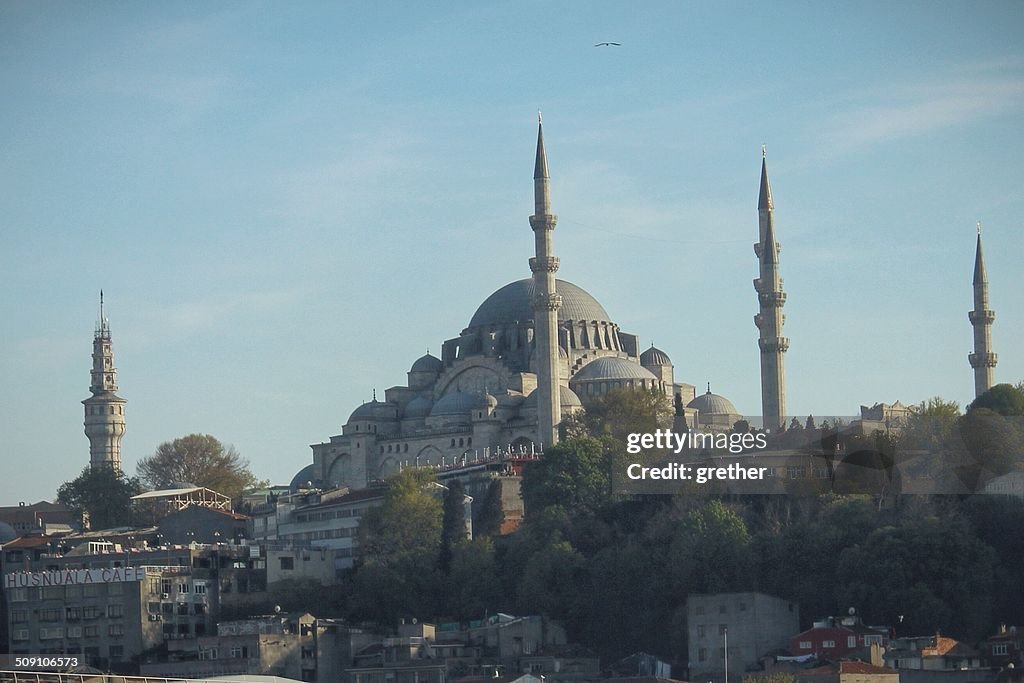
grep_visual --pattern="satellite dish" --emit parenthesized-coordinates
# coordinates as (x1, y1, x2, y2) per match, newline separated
(848, 607, 856, 615)
(274, 605, 281, 614)
(412, 617, 418, 624)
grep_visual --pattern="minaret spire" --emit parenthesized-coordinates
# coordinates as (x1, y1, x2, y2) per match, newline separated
(529, 114, 562, 446)
(969, 224, 997, 397)
(753, 150, 788, 431)
(83, 291, 126, 471)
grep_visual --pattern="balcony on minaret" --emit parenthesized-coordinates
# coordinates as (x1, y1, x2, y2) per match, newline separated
(529, 214, 557, 231)
(969, 352, 998, 368)
(758, 337, 790, 353)
(969, 309, 996, 325)
(758, 291, 787, 308)
(529, 256, 560, 273)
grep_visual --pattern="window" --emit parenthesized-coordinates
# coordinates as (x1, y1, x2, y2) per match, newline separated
(83, 606, 101, 620)
(66, 607, 81, 620)
(40, 608, 62, 622)
(12, 629, 29, 642)
(799, 641, 812, 650)
(195, 582, 207, 594)
(698, 648, 707, 662)
(109, 645, 124, 660)
(83, 584, 103, 597)
(8, 588, 27, 602)
(865, 635, 883, 645)
(823, 640, 836, 648)
(40, 627, 65, 640)
(108, 582, 122, 595)
(42, 586, 64, 600)
(697, 625, 706, 637)
(848, 636, 857, 648)
(280, 556, 295, 570)
(67, 627, 83, 639)
(84, 625, 99, 638)
(107, 604, 124, 618)
(11, 610, 28, 623)
(178, 603, 189, 615)
(109, 624, 124, 637)
(993, 644, 1009, 656)
(177, 582, 190, 593)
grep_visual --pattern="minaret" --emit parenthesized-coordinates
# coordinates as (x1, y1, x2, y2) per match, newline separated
(82, 291, 127, 471)
(529, 113, 562, 446)
(753, 148, 788, 431)
(968, 223, 997, 397)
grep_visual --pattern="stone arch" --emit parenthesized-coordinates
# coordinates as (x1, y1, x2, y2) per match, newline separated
(415, 444, 444, 466)
(378, 457, 400, 479)
(326, 454, 352, 487)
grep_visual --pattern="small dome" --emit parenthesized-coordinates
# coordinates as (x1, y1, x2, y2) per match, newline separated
(640, 345, 672, 367)
(289, 464, 321, 492)
(348, 400, 393, 422)
(572, 357, 658, 382)
(403, 396, 434, 419)
(524, 385, 583, 410)
(410, 353, 443, 374)
(431, 391, 481, 417)
(687, 390, 739, 416)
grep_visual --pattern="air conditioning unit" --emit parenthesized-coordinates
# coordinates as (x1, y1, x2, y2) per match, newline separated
(161, 593, 170, 599)
(149, 615, 159, 621)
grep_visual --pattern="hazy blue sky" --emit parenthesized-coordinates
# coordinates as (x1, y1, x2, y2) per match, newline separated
(2, 1, 1022, 504)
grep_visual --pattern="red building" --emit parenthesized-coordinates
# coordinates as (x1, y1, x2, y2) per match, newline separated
(789, 613, 888, 658)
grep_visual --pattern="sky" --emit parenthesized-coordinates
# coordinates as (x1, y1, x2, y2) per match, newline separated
(1, 1, 1022, 504)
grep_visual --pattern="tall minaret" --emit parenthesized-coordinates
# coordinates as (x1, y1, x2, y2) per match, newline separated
(529, 113, 562, 446)
(968, 223, 997, 398)
(82, 291, 127, 471)
(753, 148, 788, 431)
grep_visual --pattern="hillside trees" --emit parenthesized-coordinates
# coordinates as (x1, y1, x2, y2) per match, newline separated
(57, 465, 143, 530)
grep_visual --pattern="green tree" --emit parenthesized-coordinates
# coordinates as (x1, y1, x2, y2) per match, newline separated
(352, 468, 443, 625)
(475, 479, 504, 537)
(57, 466, 143, 530)
(577, 387, 672, 444)
(136, 434, 258, 500)
(520, 436, 612, 515)
(446, 537, 503, 621)
(669, 499, 755, 595)
(439, 479, 467, 573)
(968, 383, 1024, 416)
(836, 514, 996, 640)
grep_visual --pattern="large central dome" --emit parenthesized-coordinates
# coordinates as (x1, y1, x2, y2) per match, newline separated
(469, 278, 613, 328)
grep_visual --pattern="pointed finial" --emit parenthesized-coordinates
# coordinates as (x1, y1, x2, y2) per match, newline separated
(372, 388, 377, 402)
(538, 110, 542, 124)
(976, 221, 982, 235)
(707, 381, 711, 394)
(762, 144, 767, 159)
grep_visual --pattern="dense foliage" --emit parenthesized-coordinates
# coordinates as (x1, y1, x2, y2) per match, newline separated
(57, 465, 143, 530)
(136, 433, 259, 500)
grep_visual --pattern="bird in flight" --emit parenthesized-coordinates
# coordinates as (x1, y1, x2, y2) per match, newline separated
(594, 42, 621, 47)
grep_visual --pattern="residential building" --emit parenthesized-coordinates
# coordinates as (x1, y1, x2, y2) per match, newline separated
(688, 592, 800, 683)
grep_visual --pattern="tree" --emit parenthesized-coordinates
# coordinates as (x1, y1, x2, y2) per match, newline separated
(520, 436, 612, 515)
(968, 383, 1024, 416)
(137, 434, 258, 500)
(439, 479, 467, 573)
(475, 479, 505, 537)
(57, 466, 143, 530)
(352, 468, 443, 625)
(576, 387, 672, 444)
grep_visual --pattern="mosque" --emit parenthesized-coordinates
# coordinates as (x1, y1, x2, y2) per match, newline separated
(300, 119, 766, 492)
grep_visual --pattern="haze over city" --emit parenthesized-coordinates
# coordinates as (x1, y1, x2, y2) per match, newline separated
(1, 1, 1022, 503)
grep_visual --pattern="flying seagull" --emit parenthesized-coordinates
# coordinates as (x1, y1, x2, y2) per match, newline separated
(594, 42, 621, 47)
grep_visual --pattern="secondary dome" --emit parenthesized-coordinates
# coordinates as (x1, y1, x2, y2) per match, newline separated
(410, 353, 443, 374)
(469, 278, 613, 328)
(348, 400, 393, 422)
(431, 391, 484, 417)
(523, 385, 583, 410)
(640, 345, 672, 366)
(687, 390, 739, 416)
(402, 396, 434, 419)
(573, 357, 658, 382)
